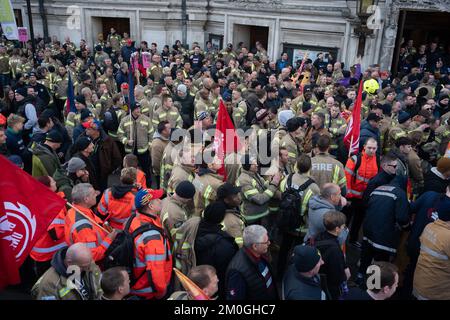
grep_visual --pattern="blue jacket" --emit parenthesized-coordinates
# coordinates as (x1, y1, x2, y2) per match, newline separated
(407, 191, 450, 257)
(6, 127, 31, 162)
(282, 265, 326, 300)
(364, 175, 411, 253)
(359, 120, 380, 151)
(120, 46, 136, 65)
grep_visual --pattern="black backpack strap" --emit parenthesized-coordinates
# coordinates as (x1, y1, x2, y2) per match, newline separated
(298, 178, 314, 192)
(124, 213, 137, 233)
(286, 173, 295, 190)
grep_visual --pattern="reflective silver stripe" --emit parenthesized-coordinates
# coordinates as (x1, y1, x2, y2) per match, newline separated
(412, 288, 429, 300)
(52, 219, 65, 225)
(104, 189, 110, 207)
(131, 287, 153, 294)
(85, 242, 97, 249)
(261, 266, 269, 277)
(345, 167, 354, 175)
(135, 257, 146, 268)
(347, 189, 363, 196)
(135, 230, 160, 246)
(370, 191, 397, 200)
(356, 174, 370, 183)
(145, 254, 166, 262)
(32, 242, 67, 253)
(420, 244, 448, 260)
(363, 237, 396, 253)
(69, 219, 92, 243)
(110, 216, 128, 224)
(100, 240, 111, 249)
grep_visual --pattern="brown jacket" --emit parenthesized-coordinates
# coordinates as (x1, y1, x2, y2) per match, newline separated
(151, 135, 169, 176)
(413, 219, 450, 300)
(94, 131, 122, 183)
(303, 126, 330, 154)
(407, 149, 424, 193)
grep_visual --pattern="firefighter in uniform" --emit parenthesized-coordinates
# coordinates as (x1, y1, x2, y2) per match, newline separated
(135, 85, 153, 120)
(167, 147, 197, 194)
(326, 104, 347, 155)
(160, 181, 196, 244)
(149, 55, 163, 83)
(236, 155, 281, 225)
(386, 111, 412, 153)
(152, 95, 183, 131)
(118, 102, 153, 186)
(310, 135, 347, 192)
(192, 156, 224, 216)
(280, 117, 304, 173)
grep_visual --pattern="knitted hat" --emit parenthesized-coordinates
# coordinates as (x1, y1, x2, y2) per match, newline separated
(45, 130, 63, 143)
(14, 87, 27, 98)
(177, 84, 187, 94)
(74, 136, 92, 152)
(134, 188, 164, 210)
(343, 99, 353, 109)
(293, 245, 321, 273)
(80, 109, 93, 122)
(278, 110, 295, 127)
(130, 102, 141, 112)
(436, 157, 450, 174)
(175, 181, 196, 199)
(381, 103, 392, 115)
(286, 117, 301, 132)
(75, 95, 86, 106)
(367, 113, 381, 122)
(203, 201, 227, 224)
(302, 101, 312, 113)
(67, 157, 86, 173)
(398, 111, 411, 124)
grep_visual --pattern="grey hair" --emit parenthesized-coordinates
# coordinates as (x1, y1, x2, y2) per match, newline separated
(320, 183, 340, 200)
(243, 225, 267, 248)
(65, 243, 92, 264)
(71, 183, 94, 204)
(134, 85, 144, 94)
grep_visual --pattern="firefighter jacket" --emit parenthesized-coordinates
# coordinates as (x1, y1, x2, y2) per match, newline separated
(311, 152, 347, 191)
(118, 114, 153, 154)
(151, 133, 169, 176)
(160, 142, 176, 191)
(281, 132, 303, 173)
(152, 106, 182, 130)
(192, 168, 224, 216)
(167, 164, 196, 194)
(161, 195, 191, 244)
(236, 169, 278, 223)
(413, 219, 450, 300)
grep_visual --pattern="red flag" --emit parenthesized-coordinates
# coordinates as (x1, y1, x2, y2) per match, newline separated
(212, 99, 241, 178)
(0, 156, 66, 289)
(343, 80, 363, 156)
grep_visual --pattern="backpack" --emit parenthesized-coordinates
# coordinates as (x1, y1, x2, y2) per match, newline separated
(278, 174, 314, 233)
(172, 216, 201, 275)
(103, 213, 165, 286)
(103, 107, 120, 133)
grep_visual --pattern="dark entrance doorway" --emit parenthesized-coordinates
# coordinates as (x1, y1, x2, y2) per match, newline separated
(101, 17, 130, 39)
(233, 24, 269, 53)
(392, 10, 450, 75)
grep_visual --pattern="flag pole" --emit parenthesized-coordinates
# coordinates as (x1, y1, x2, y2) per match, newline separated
(348, 134, 354, 158)
(65, 201, 112, 233)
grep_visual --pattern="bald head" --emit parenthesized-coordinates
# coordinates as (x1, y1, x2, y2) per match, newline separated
(321, 183, 340, 200)
(65, 243, 93, 271)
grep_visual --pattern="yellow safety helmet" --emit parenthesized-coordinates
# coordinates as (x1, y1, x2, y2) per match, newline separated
(363, 79, 379, 95)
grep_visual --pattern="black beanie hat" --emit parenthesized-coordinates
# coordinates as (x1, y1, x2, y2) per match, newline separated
(293, 245, 321, 273)
(175, 181, 196, 199)
(203, 201, 227, 225)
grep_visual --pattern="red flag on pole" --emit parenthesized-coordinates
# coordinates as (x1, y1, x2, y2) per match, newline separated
(343, 80, 363, 156)
(0, 155, 66, 289)
(212, 99, 241, 179)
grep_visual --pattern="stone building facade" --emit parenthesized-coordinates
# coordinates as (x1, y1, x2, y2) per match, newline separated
(10, 0, 450, 72)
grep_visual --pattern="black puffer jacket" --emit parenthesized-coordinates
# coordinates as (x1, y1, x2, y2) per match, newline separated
(194, 221, 238, 298)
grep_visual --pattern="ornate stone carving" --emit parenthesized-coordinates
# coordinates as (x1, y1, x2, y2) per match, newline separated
(227, 0, 283, 8)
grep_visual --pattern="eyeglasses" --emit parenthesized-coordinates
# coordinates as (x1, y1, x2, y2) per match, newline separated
(256, 240, 271, 245)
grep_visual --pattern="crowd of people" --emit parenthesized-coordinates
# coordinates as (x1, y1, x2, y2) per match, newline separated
(0, 29, 449, 301)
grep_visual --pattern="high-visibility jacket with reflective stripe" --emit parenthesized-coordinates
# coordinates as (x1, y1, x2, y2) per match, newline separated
(64, 205, 112, 262)
(152, 106, 182, 130)
(118, 114, 153, 154)
(221, 209, 246, 247)
(192, 172, 224, 216)
(160, 142, 176, 191)
(344, 151, 378, 199)
(310, 153, 347, 190)
(129, 213, 172, 299)
(97, 187, 136, 230)
(236, 170, 277, 223)
(136, 169, 148, 190)
(31, 193, 68, 262)
(167, 165, 195, 194)
(413, 219, 450, 300)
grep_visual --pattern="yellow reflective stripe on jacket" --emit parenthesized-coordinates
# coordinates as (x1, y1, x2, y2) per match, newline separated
(244, 188, 259, 198)
(264, 188, 274, 197)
